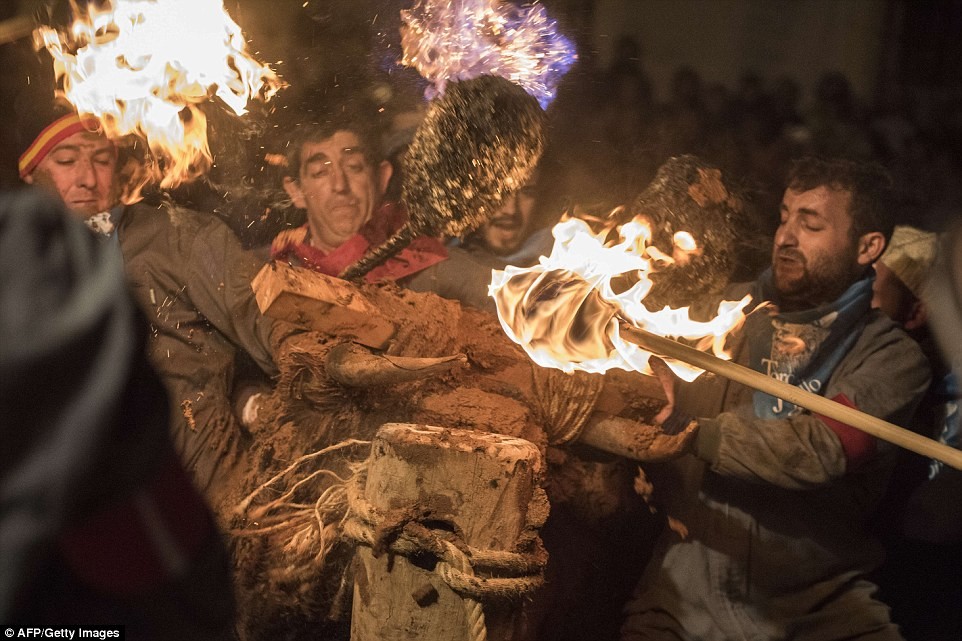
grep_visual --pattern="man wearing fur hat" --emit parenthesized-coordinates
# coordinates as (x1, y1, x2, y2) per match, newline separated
(17, 99, 280, 505)
(872, 225, 939, 333)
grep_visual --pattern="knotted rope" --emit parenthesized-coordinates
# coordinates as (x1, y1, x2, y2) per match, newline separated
(343, 470, 545, 641)
(232, 439, 371, 587)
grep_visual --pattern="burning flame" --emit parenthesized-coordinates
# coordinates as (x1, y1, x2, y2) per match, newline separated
(490, 215, 751, 381)
(36, 0, 284, 191)
(400, 0, 576, 109)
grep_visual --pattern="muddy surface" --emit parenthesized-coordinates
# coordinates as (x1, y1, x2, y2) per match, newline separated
(220, 281, 670, 641)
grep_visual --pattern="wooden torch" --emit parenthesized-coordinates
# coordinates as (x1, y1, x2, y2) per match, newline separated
(618, 322, 962, 471)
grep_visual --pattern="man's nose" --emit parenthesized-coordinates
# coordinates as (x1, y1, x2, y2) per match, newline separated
(499, 193, 519, 215)
(331, 165, 349, 193)
(75, 158, 98, 189)
(774, 219, 797, 247)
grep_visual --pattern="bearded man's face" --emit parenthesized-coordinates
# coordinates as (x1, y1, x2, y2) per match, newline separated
(772, 185, 864, 309)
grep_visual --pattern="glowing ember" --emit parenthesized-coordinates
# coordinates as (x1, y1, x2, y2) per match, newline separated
(490, 216, 751, 381)
(36, 0, 284, 190)
(400, 0, 576, 109)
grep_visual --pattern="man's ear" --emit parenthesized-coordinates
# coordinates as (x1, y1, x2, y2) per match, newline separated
(23, 173, 34, 185)
(283, 176, 306, 209)
(376, 160, 393, 197)
(857, 231, 886, 266)
(904, 298, 928, 332)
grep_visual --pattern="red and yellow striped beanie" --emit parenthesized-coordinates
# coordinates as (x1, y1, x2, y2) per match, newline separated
(18, 112, 103, 179)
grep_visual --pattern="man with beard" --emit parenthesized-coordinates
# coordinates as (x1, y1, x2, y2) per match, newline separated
(621, 157, 931, 641)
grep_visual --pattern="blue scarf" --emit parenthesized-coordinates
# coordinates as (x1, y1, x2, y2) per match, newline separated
(748, 269, 875, 418)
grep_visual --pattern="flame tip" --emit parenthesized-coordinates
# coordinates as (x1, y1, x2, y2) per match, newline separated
(493, 215, 749, 379)
(41, 0, 285, 190)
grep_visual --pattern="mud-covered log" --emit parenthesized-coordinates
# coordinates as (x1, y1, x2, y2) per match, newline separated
(251, 265, 667, 444)
(351, 423, 547, 641)
(234, 265, 669, 640)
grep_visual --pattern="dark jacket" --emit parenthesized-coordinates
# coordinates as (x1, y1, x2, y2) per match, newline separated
(1, 189, 233, 638)
(118, 202, 277, 498)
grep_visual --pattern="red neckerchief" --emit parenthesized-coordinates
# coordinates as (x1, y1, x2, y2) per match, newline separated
(270, 202, 447, 282)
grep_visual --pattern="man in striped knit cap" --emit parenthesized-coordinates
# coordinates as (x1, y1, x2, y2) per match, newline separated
(15, 95, 285, 505)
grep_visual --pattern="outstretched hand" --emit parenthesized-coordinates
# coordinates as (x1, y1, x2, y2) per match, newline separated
(650, 357, 679, 425)
(649, 357, 697, 437)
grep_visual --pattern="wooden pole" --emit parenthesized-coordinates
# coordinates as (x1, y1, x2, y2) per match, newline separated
(352, 423, 545, 641)
(0, 15, 34, 45)
(618, 323, 962, 471)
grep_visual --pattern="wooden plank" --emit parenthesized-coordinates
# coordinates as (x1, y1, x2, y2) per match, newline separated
(251, 262, 396, 349)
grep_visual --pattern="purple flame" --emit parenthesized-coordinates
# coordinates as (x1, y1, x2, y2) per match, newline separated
(400, 0, 577, 109)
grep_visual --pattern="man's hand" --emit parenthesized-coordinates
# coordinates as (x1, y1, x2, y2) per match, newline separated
(649, 357, 699, 445)
(233, 384, 271, 430)
(650, 357, 679, 425)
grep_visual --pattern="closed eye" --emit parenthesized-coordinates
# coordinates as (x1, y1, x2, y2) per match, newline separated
(307, 161, 332, 178)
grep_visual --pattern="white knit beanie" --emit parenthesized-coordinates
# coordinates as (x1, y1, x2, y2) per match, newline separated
(878, 225, 940, 298)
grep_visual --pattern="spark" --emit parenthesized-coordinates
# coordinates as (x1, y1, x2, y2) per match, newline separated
(400, 0, 576, 109)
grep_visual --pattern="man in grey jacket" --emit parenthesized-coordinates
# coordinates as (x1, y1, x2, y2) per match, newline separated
(621, 157, 931, 641)
(17, 99, 280, 504)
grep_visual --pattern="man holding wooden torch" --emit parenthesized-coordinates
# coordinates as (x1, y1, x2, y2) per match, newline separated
(621, 157, 931, 641)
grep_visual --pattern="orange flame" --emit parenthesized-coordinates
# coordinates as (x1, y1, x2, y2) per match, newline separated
(490, 214, 751, 381)
(36, 0, 284, 193)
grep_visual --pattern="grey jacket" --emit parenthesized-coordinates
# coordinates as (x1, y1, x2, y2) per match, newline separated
(622, 282, 930, 641)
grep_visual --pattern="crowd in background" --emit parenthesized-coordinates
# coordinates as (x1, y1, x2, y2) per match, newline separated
(539, 35, 960, 239)
(3, 13, 960, 259)
(260, 30, 962, 280)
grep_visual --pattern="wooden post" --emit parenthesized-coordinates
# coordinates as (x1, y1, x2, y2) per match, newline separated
(352, 423, 545, 641)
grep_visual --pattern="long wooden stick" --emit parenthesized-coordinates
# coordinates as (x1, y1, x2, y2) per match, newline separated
(619, 322, 962, 471)
(0, 15, 34, 45)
